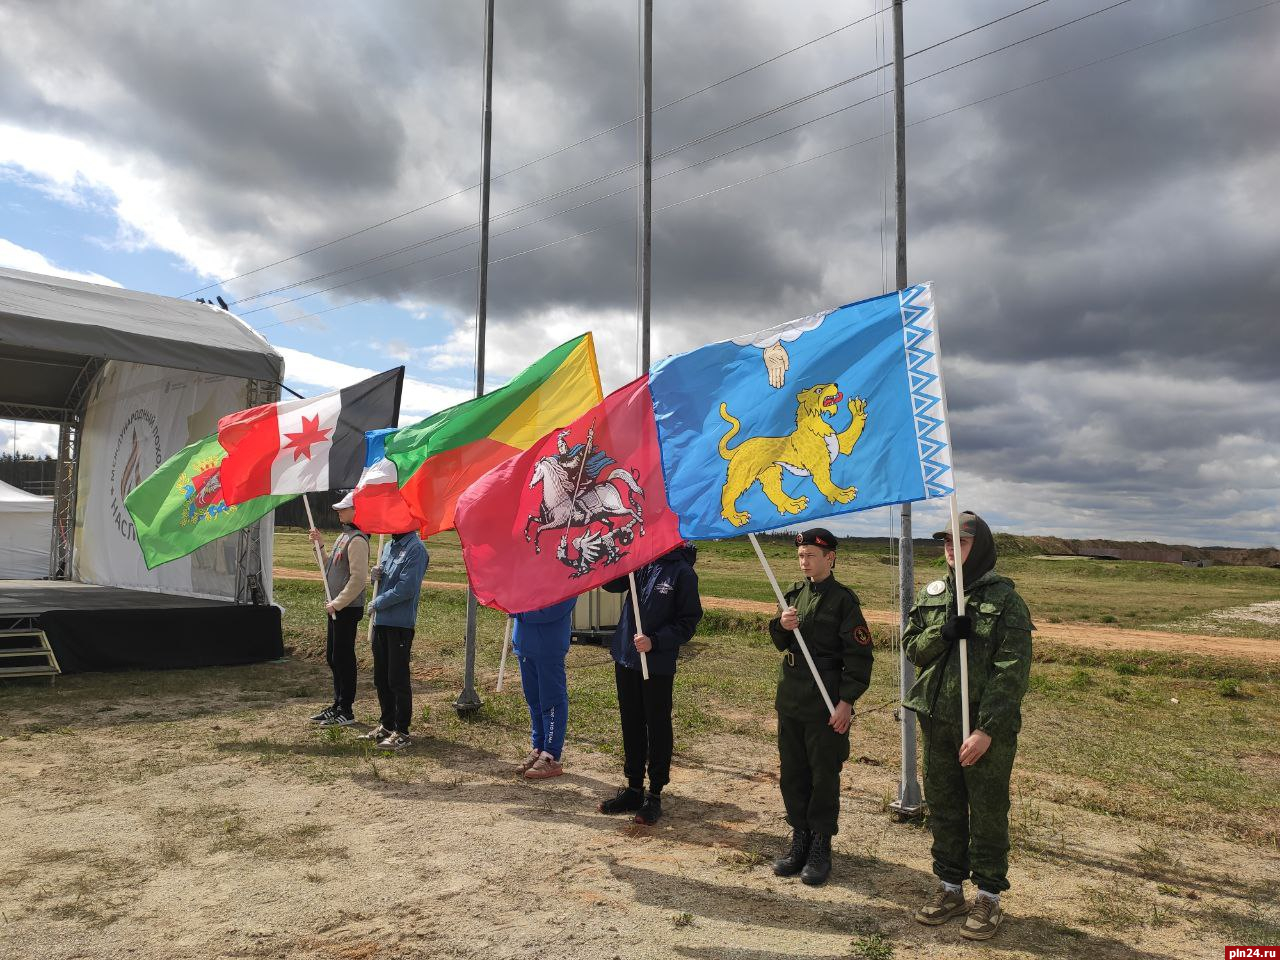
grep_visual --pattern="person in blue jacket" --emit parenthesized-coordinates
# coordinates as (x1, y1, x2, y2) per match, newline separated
(598, 543, 703, 825)
(512, 596, 578, 781)
(356, 528, 428, 751)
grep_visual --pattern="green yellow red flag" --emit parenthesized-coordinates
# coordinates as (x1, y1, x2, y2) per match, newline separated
(384, 333, 602, 536)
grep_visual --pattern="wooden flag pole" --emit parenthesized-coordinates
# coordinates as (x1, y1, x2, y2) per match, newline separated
(366, 534, 384, 643)
(496, 616, 513, 692)
(302, 494, 335, 620)
(748, 533, 836, 717)
(626, 571, 651, 680)
(948, 495, 970, 741)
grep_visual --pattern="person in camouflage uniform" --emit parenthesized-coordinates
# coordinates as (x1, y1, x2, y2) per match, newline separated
(768, 528, 874, 886)
(903, 511, 1033, 941)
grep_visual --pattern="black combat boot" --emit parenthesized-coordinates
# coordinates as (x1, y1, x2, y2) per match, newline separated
(599, 786, 644, 815)
(772, 829, 812, 877)
(800, 832, 832, 885)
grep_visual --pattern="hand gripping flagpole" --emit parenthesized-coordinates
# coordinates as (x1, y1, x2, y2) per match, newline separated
(748, 533, 836, 717)
(496, 616, 513, 692)
(302, 494, 335, 620)
(948, 495, 970, 741)
(626, 571, 651, 681)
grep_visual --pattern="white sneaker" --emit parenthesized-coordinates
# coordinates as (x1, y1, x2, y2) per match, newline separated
(357, 724, 391, 741)
(377, 732, 411, 750)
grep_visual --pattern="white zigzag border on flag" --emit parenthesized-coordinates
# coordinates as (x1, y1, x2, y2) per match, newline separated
(898, 283, 955, 500)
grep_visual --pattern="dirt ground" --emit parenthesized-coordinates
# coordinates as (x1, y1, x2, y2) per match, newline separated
(2, 659, 1275, 960)
(276, 567, 1280, 662)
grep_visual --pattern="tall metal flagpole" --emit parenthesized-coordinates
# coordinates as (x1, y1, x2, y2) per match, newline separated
(639, 0, 653, 374)
(456, 0, 496, 715)
(889, 0, 924, 820)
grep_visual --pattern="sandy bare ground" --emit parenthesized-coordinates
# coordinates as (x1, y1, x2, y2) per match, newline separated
(2, 668, 1275, 960)
(274, 567, 1280, 662)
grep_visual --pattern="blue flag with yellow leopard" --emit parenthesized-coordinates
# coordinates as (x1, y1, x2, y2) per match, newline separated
(649, 283, 955, 539)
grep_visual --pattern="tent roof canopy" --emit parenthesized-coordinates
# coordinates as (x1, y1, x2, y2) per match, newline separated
(0, 267, 283, 422)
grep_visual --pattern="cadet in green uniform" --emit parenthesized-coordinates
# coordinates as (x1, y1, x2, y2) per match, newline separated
(903, 511, 1033, 941)
(768, 528, 874, 886)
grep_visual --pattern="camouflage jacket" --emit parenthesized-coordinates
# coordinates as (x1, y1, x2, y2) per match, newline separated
(768, 576, 874, 721)
(902, 570, 1033, 737)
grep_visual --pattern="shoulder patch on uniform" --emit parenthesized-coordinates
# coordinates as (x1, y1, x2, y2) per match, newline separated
(925, 579, 946, 596)
(854, 625, 873, 646)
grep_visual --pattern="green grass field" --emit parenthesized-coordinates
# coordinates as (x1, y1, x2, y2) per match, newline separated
(274, 527, 1280, 634)
(274, 552, 1280, 845)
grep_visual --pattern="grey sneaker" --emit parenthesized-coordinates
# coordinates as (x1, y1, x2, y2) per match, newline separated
(318, 711, 356, 728)
(914, 884, 968, 926)
(961, 895, 1003, 940)
(357, 724, 391, 741)
(377, 732, 411, 751)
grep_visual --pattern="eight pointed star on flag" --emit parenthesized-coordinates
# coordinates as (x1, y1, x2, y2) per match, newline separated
(283, 414, 333, 462)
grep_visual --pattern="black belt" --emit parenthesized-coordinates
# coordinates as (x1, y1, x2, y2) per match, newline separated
(784, 646, 842, 672)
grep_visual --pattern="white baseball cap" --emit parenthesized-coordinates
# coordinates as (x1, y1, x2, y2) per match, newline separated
(332, 491, 355, 510)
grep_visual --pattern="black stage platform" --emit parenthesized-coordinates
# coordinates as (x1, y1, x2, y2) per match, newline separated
(1, 581, 283, 674)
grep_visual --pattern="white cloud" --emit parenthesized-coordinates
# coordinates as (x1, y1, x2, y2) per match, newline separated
(0, 239, 121, 287)
(0, 420, 59, 459)
(274, 346, 471, 423)
(0, 123, 240, 278)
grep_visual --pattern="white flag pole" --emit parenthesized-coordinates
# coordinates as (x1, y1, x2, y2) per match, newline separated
(496, 616, 513, 692)
(626, 571, 651, 680)
(748, 533, 837, 717)
(948, 495, 970, 741)
(366, 534, 384, 643)
(303, 494, 335, 620)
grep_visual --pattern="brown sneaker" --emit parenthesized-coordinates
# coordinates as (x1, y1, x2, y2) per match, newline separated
(960, 895, 1003, 940)
(914, 884, 968, 926)
(515, 750, 541, 774)
(524, 754, 564, 780)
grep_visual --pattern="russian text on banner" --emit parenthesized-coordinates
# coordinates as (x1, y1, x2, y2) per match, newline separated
(125, 433, 295, 569)
(648, 283, 954, 538)
(384, 333, 601, 537)
(351, 427, 419, 535)
(454, 375, 683, 614)
(217, 367, 404, 504)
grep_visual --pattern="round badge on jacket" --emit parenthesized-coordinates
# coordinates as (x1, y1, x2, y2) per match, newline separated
(926, 579, 946, 596)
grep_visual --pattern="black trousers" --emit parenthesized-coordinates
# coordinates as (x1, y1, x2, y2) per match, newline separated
(615, 663, 674, 792)
(778, 713, 850, 835)
(326, 606, 362, 714)
(371, 625, 414, 733)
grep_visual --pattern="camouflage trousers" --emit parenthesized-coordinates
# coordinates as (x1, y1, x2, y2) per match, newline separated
(778, 713, 850, 835)
(921, 717, 1018, 894)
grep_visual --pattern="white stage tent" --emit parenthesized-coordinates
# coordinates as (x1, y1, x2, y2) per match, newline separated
(0, 266, 287, 672)
(0, 478, 53, 579)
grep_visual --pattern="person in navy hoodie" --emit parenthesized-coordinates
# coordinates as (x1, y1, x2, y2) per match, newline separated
(598, 543, 703, 825)
(512, 596, 578, 780)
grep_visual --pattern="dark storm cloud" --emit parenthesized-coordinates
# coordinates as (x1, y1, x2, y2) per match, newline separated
(1, 0, 1277, 543)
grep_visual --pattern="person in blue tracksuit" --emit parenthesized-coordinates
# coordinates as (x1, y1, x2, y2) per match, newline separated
(511, 596, 578, 781)
(598, 544, 703, 825)
(357, 529, 428, 751)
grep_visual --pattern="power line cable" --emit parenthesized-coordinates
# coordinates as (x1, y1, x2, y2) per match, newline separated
(181, 3, 903, 298)
(243, 0, 1125, 316)
(254, 0, 1274, 332)
(235, 0, 1065, 312)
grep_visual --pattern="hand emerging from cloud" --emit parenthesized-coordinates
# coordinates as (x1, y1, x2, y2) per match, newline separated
(763, 342, 789, 388)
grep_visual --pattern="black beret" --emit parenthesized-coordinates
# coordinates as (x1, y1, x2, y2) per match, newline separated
(795, 527, 838, 550)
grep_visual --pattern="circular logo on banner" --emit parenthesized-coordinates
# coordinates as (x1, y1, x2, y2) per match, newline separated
(926, 579, 947, 596)
(110, 408, 163, 541)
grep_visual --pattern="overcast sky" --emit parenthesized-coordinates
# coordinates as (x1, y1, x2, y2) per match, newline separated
(1, 0, 1277, 546)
